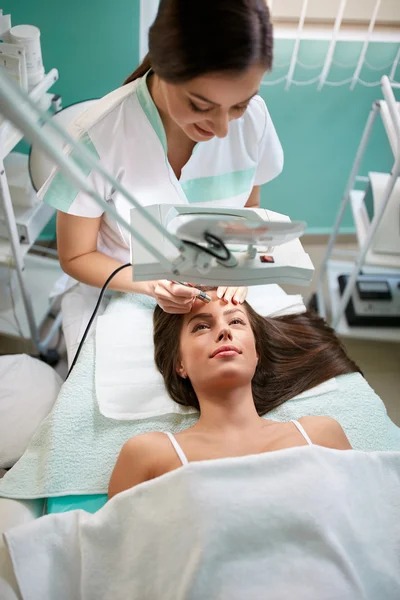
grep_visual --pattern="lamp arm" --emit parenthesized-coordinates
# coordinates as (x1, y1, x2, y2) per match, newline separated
(0, 69, 200, 275)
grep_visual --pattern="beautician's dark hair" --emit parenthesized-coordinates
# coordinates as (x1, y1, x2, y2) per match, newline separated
(124, 0, 273, 84)
(153, 293, 362, 416)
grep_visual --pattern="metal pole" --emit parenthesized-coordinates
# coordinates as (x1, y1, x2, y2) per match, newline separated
(381, 75, 400, 142)
(285, 0, 309, 91)
(39, 311, 62, 350)
(318, 0, 347, 91)
(316, 102, 379, 317)
(389, 46, 400, 83)
(0, 70, 187, 259)
(350, 0, 382, 90)
(0, 161, 41, 349)
(0, 75, 184, 272)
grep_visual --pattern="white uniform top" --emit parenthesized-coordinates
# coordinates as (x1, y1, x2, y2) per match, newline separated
(40, 71, 284, 265)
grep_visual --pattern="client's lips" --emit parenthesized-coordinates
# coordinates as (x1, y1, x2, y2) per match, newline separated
(211, 345, 241, 358)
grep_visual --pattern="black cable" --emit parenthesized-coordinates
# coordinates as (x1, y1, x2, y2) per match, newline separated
(181, 232, 232, 262)
(66, 263, 132, 380)
(66, 232, 232, 379)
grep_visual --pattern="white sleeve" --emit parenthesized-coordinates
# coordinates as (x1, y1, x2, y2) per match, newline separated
(38, 125, 108, 218)
(253, 99, 284, 186)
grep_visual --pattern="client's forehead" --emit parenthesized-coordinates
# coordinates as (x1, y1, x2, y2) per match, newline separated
(188, 291, 245, 318)
(191, 290, 222, 313)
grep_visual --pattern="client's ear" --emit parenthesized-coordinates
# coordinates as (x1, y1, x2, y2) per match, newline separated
(176, 362, 187, 379)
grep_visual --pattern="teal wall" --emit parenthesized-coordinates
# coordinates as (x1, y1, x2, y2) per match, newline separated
(2, 0, 140, 104)
(261, 39, 400, 232)
(3, 1, 399, 233)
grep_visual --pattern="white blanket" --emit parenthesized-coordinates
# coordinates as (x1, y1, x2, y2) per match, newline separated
(4, 446, 400, 600)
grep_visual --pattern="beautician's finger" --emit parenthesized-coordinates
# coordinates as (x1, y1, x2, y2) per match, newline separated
(168, 281, 202, 300)
(217, 286, 227, 300)
(159, 300, 194, 314)
(156, 296, 194, 313)
(159, 289, 194, 305)
(155, 281, 196, 303)
(233, 287, 248, 304)
(154, 291, 192, 315)
(221, 287, 236, 304)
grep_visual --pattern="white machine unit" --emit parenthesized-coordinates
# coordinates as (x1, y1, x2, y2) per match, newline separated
(338, 273, 400, 327)
(363, 172, 400, 256)
(131, 205, 314, 286)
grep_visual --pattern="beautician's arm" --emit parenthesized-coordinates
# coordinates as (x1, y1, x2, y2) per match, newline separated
(57, 212, 153, 294)
(244, 185, 261, 208)
(57, 212, 247, 309)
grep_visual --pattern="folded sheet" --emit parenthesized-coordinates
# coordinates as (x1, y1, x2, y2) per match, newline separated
(4, 446, 400, 600)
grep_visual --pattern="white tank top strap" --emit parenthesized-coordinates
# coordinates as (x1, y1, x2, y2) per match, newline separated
(164, 432, 189, 466)
(291, 419, 313, 446)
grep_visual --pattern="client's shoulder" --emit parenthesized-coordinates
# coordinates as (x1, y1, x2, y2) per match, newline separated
(123, 432, 169, 454)
(298, 416, 352, 450)
(120, 432, 174, 467)
(108, 433, 169, 499)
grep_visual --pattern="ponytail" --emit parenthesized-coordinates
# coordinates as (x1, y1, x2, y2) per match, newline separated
(123, 0, 273, 86)
(123, 53, 152, 85)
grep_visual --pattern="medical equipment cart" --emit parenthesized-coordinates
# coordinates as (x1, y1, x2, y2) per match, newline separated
(0, 68, 63, 363)
(311, 75, 400, 342)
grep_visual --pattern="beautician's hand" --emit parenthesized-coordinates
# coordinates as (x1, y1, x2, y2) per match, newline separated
(152, 280, 202, 314)
(217, 286, 248, 305)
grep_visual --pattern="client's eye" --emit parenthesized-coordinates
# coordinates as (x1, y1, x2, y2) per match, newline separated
(192, 323, 210, 332)
(230, 318, 246, 326)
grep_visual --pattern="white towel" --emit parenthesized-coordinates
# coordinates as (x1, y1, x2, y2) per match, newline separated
(4, 446, 400, 600)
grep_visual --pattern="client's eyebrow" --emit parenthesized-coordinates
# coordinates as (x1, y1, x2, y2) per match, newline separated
(190, 91, 259, 107)
(187, 308, 246, 327)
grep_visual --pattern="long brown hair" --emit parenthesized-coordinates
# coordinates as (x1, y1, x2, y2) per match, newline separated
(153, 300, 361, 416)
(124, 0, 273, 85)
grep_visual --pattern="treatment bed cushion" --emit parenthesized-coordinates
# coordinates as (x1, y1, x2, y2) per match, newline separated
(0, 355, 62, 468)
(47, 495, 106, 514)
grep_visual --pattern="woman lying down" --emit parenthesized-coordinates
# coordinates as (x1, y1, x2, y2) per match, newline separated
(110, 289, 359, 494)
(2, 291, 400, 600)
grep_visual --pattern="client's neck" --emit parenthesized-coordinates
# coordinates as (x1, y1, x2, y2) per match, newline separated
(194, 384, 262, 433)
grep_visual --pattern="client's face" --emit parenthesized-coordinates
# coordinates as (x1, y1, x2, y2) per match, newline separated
(177, 291, 258, 390)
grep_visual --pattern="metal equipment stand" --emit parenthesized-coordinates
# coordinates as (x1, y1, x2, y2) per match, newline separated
(311, 75, 400, 342)
(0, 69, 63, 364)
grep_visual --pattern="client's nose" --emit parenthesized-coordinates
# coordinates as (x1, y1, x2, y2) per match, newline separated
(217, 327, 233, 342)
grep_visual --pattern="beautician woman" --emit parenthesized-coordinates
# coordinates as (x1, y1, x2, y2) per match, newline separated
(41, 0, 283, 363)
